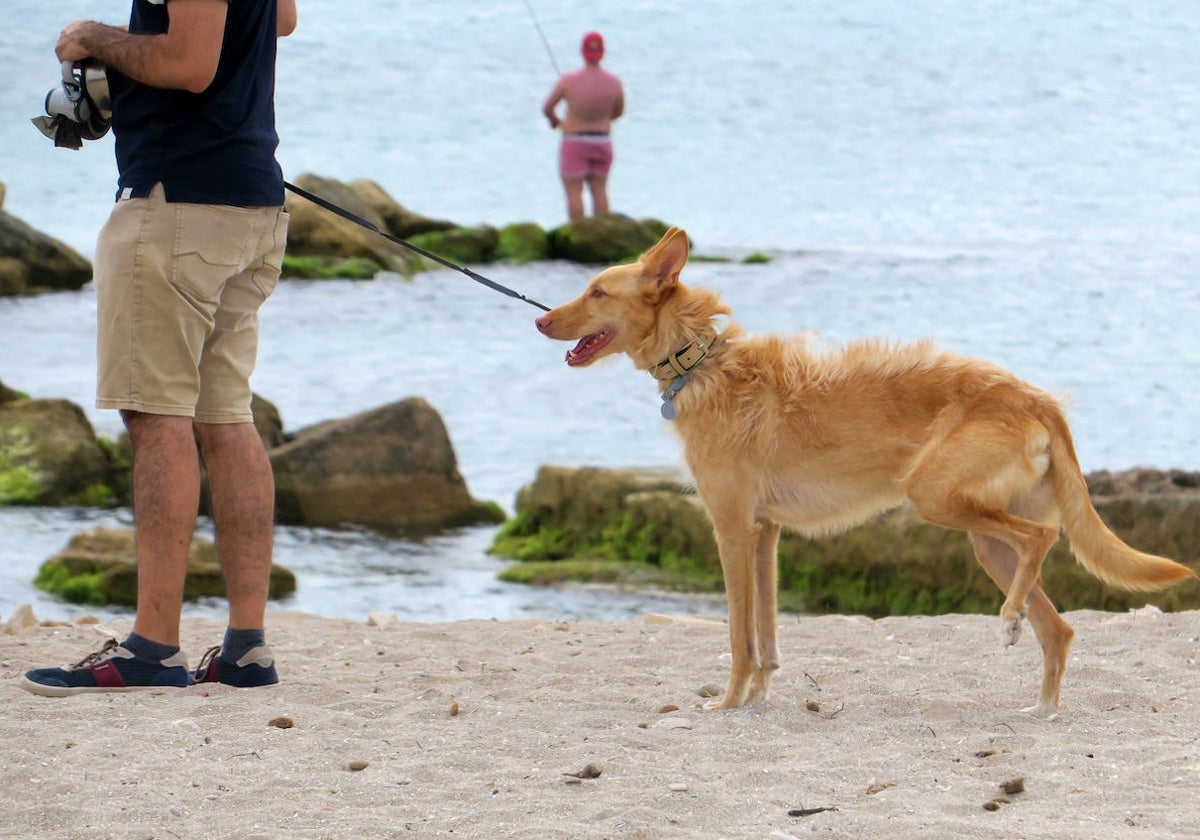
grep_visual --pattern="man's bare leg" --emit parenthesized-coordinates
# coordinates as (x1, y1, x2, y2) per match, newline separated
(124, 411, 202, 648)
(562, 175, 586, 221)
(587, 174, 610, 215)
(195, 421, 274, 631)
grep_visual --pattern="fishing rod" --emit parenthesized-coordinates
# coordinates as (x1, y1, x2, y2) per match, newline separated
(284, 181, 551, 312)
(522, 0, 561, 76)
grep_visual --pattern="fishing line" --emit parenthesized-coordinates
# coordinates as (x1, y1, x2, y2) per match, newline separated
(522, 0, 561, 76)
(284, 181, 551, 312)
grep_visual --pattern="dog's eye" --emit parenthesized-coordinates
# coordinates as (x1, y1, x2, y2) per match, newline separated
(589, 287, 606, 299)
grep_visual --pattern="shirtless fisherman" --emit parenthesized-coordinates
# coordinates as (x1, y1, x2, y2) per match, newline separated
(542, 31, 625, 221)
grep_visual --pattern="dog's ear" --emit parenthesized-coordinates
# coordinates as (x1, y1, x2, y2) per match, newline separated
(640, 228, 690, 302)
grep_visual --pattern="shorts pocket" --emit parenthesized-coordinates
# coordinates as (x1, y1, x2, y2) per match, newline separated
(252, 208, 289, 299)
(171, 203, 263, 303)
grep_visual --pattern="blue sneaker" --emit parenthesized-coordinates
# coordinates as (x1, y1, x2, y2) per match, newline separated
(193, 644, 278, 688)
(20, 638, 189, 697)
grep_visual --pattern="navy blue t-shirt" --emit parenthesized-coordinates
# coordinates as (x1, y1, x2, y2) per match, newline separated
(110, 0, 284, 206)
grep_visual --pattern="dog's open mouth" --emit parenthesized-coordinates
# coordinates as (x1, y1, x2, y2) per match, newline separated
(565, 329, 615, 366)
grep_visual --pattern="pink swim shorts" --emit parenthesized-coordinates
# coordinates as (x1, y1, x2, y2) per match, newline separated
(559, 134, 614, 179)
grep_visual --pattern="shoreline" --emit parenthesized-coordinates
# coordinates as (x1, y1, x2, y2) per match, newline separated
(3, 606, 1198, 838)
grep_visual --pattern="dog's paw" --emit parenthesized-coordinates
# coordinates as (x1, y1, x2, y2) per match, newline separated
(749, 670, 775, 703)
(1020, 699, 1059, 720)
(702, 692, 746, 711)
(1000, 617, 1022, 648)
(999, 608, 1028, 648)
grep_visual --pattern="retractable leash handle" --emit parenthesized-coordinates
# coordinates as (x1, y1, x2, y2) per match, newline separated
(283, 181, 551, 312)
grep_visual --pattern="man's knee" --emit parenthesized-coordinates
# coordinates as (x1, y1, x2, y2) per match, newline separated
(121, 410, 194, 441)
(195, 420, 259, 449)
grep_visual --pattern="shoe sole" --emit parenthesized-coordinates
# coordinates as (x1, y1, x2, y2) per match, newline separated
(18, 676, 188, 697)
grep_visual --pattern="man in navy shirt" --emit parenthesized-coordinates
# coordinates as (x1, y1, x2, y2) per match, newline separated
(22, 0, 298, 696)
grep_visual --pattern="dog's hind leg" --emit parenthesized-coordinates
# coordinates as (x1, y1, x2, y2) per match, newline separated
(904, 419, 1059, 646)
(916, 495, 1057, 646)
(748, 519, 782, 703)
(970, 533, 1075, 716)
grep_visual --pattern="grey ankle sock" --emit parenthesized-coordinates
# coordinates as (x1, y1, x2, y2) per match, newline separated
(222, 627, 266, 664)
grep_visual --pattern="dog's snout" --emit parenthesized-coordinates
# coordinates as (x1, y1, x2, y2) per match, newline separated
(535, 313, 553, 333)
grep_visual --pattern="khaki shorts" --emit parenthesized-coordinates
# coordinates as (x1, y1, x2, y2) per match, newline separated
(94, 184, 288, 423)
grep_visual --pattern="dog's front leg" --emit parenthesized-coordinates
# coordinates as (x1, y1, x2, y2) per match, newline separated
(748, 519, 782, 703)
(706, 521, 762, 710)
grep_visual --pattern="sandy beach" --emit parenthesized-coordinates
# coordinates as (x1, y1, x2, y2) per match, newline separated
(2, 605, 1198, 839)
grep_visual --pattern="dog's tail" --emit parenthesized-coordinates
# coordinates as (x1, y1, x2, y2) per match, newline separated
(1046, 406, 1198, 591)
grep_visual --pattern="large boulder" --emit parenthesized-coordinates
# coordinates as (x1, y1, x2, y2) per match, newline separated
(492, 465, 1200, 616)
(283, 173, 422, 274)
(34, 527, 296, 606)
(348, 178, 457, 238)
(0, 378, 23, 405)
(269, 397, 504, 535)
(0, 200, 92, 296)
(0, 396, 124, 506)
(495, 222, 552, 264)
(548, 214, 672, 264)
(407, 225, 500, 266)
(251, 392, 288, 449)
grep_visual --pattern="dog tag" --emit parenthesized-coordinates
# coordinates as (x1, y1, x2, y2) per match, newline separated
(660, 373, 690, 421)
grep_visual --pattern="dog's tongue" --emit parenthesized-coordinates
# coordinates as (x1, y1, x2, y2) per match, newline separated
(565, 337, 589, 364)
(567, 336, 592, 359)
(565, 330, 611, 366)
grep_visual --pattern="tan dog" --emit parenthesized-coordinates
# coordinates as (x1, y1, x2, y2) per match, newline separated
(535, 227, 1197, 715)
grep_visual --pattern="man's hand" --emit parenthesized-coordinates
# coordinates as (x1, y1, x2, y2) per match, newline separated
(56, 19, 94, 62)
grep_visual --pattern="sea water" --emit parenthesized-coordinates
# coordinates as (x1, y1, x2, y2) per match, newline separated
(0, 0, 1197, 621)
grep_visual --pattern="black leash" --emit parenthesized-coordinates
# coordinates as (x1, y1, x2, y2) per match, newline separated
(283, 180, 551, 312)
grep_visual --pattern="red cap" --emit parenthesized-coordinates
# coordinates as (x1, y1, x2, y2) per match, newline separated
(581, 31, 605, 62)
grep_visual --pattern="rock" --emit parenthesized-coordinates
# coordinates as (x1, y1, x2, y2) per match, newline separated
(34, 527, 296, 606)
(0, 378, 24, 406)
(367, 612, 401, 629)
(548, 214, 672, 263)
(0, 205, 92, 296)
(269, 397, 504, 535)
(280, 254, 383, 280)
(492, 465, 1200, 615)
(0, 397, 123, 506)
(2, 603, 39, 634)
(495, 223, 551, 264)
(407, 225, 499, 267)
(283, 173, 422, 274)
(348, 179, 456, 238)
(494, 465, 708, 568)
(251, 393, 288, 449)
